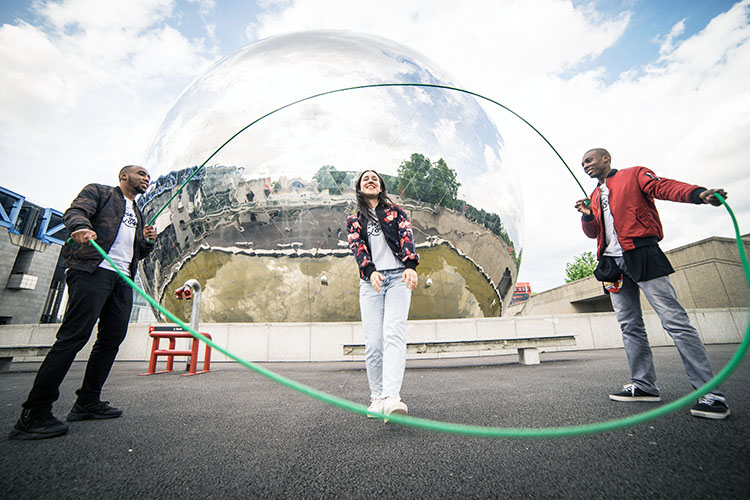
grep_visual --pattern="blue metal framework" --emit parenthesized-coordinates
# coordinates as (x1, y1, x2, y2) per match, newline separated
(0, 186, 25, 234)
(0, 186, 65, 245)
(37, 208, 66, 245)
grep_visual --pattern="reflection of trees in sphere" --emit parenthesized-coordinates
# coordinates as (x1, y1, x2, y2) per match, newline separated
(139, 30, 523, 323)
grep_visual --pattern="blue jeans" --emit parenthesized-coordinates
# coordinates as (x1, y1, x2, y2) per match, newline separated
(359, 269, 412, 400)
(611, 256, 719, 395)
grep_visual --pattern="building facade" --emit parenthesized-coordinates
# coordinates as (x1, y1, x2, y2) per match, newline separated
(0, 186, 67, 325)
(508, 235, 750, 316)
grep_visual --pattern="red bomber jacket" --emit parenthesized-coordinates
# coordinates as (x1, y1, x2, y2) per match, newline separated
(581, 167, 706, 259)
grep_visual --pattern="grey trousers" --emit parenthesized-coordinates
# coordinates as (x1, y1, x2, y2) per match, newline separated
(610, 256, 720, 396)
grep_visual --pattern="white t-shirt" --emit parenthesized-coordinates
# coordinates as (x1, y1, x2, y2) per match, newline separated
(99, 197, 137, 276)
(600, 182, 623, 257)
(366, 209, 404, 272)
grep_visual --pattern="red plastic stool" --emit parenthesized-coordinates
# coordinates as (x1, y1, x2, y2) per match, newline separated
(140, 325, 212, 376)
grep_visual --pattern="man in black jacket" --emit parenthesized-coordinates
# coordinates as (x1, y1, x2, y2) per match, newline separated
(9, 165, 157, 440)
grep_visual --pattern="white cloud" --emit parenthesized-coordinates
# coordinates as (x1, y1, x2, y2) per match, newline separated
(0, 22, 75, 123)
(0, 1, 214, 128)
(0, 0, 218, 209)
(39, 0, 174, 31)
(187, 0, 217, 17)
(655, 18, 686, 57)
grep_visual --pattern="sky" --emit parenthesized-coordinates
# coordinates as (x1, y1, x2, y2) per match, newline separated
(1, 0, 748, 293)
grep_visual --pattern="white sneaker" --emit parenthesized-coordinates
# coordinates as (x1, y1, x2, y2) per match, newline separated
(366, 398, 384, 419)
(383, 396, 408, 422)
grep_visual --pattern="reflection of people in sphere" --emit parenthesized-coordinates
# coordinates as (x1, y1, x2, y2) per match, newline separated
(574, 148, 730, 420)
(346, 170, 419, 419)
(9, 165, 157, 440)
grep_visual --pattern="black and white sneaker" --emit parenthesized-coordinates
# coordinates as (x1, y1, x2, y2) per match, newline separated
(8, 408, 69, 440)
(609, 383, 661, 402)
(690, 394, 730, 420)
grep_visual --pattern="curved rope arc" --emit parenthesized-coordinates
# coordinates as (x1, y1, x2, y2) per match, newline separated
(147, 82, 588, 225)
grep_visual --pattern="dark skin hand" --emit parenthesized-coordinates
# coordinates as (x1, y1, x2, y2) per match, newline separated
(70, 228, 97, 244)
(698, 189, 728, 206)
(144, 225, 157, 241)
(575, 198, 592, 216)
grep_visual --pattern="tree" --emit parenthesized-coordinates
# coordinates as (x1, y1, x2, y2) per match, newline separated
(425, 158, 459, 207)
(313, 165, 347, 195)
(396, 153, 460, 209)
(397, 153, 431, 201)
(565, 251, 597, 282)
(313, 165, 337, 188)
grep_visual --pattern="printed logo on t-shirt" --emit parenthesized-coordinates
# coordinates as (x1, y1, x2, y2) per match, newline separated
(123, 204, 137, 228)
(366, 220, 382, 238)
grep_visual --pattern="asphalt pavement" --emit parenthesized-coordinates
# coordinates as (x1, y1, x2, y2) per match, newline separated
(2, 344, 749, 499)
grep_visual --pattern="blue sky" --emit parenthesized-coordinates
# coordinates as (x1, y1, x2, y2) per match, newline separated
(0, 0, 747, 291)
(569, 0, 739, 81)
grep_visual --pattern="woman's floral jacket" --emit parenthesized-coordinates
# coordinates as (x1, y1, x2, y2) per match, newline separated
(346, 203, 419, 279)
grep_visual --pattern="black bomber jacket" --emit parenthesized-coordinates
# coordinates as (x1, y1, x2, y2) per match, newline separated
(61, 184, 153, 277)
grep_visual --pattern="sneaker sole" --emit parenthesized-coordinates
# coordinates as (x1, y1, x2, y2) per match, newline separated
(8, 426, 68, 440)
(690, 408, 730, 420)
(67, 412, 122, 421)
(384, 408, 408, 424)
(609, 395, 661, 402)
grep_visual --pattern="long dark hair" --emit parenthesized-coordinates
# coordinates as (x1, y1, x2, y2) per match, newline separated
(355, 170, 395, 222)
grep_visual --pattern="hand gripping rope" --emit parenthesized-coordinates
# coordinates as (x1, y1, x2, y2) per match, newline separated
(91, 84, 749, 438)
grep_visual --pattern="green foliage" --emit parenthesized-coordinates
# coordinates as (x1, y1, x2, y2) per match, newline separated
(380, 173, 399, 195)
(395, 152, 518, 263)
(313, 165, 336, 186)
(313, 165, 348, 195)
(396, 153, 460, 208)
(565, 251, 597, 282)
(515, 249, 523, 273)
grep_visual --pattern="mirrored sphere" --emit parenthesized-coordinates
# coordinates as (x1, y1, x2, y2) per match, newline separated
(140, 30, 523, 323)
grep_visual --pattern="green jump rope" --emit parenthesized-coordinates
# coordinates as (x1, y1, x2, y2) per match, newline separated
(83, 84, 748, 438)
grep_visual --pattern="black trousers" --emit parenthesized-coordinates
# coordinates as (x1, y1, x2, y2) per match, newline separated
(23, 267, 133, 411)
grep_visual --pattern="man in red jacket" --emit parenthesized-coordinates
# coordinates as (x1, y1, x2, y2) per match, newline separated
(574, 148, 729, 419)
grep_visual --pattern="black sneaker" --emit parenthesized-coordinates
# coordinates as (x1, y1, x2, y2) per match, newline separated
(690, 394, 730, 420)
(8, 408, 69, 440)
(67, 401, 123, 421)
(609, 383, 661, 402)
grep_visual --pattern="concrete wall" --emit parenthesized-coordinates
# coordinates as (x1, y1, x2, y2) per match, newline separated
(2, 308, 746, 364)
(509, 236, 750, 317)
(0, 231, 63, 324)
